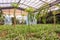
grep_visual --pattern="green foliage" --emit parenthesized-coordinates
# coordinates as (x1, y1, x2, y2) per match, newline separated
(55, 25, 60, 33)
(0, 24, 60, 40)
(25, 7, 34, 13)
(11, 3, 19, 26)
(11, 3, 19, 8)
(38, 3, 49, 12)
(25, 7, 35, 25)
(55, 3, 60, 8)
(36, 3, 60, 24)
(35, 3, 50, 24)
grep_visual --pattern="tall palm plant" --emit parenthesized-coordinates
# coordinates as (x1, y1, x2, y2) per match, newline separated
(52, 3, 60, 27)
(25, 7, 34, 38)
(52, 11, 57, 27)
(11, 3, 19, 27)
(25, 7, 34, 25)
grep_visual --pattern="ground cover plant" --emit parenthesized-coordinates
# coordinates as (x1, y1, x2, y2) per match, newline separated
(0, 24, 60, 40)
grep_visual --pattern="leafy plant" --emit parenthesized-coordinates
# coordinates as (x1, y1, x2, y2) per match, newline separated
(11, 3, 19, 8)
(36, 3, 49, 24)
(0, 24, 60, 40)
(11, 3, 19, 27)
(25, 7, 34, 25)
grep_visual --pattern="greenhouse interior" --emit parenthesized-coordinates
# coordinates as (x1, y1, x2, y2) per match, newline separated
(0, 0, 60, 40)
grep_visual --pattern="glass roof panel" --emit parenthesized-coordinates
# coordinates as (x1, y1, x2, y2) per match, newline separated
(0, 0, 19, 3)
(19, 0, 57, 9)
(42, 0, 56, 3)
(19, 4, 29, 9)
(0, 4, 11, 7)
(50, 6, 59, 11)
(0, 0, 57, 10)
(19, 0, 45, 9)
(20, 0, 25, 3)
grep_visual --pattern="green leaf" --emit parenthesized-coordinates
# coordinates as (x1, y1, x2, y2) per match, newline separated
(25, 7, 34, 13)
(11, 3, 19, 8)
